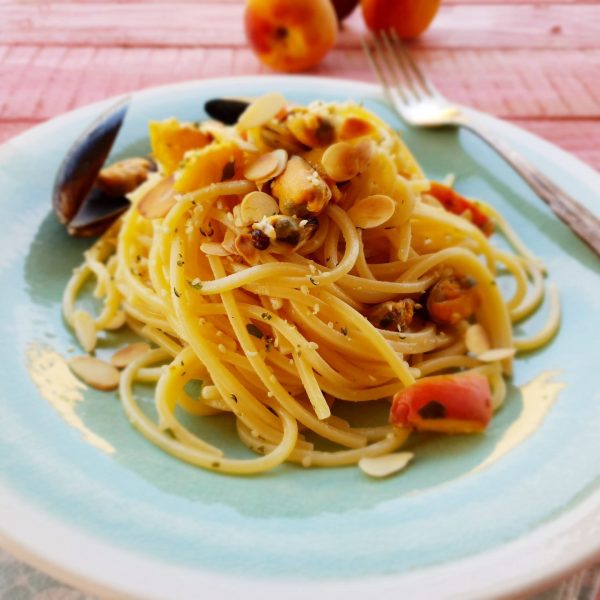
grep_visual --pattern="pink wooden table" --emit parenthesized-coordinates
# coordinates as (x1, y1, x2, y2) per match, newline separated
(1, 0, 599, 171)
(1, 0, 599, 598)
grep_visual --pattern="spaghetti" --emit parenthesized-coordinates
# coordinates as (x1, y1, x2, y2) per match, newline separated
(63, 94, 560, 475)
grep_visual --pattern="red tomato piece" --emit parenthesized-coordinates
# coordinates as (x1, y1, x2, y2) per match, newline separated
(390, 373, 493, 434)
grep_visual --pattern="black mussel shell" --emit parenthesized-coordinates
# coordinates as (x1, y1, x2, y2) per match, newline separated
(204, 98, 249, 125)
(52, 97, 130, 235)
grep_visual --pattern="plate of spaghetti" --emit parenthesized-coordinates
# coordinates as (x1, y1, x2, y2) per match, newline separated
(1, 76, 599, 600)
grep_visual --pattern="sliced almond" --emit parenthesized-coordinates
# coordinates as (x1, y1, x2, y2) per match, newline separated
(244, 149, 287, 182)
(237, 92, 287, 130)
(240, 191, 279, 225)
(201, 242, 232, 256)
(137, 176, 176, 219)
(465, 323, 491, 355)
(221, 228, 237, 254)
(234, 233, 259, 265)
(477, 348, 517, 362)
(111, 342, 151, 369)
(105, 311, 126, 331)
(358, 452, 414, 478)
(69, 356, 120, 391)
(339, 116, 376, 140)
(347, 194, 396, 229)
(72, 310, 97, 353)
(321, 142, 360, 182)
(321, 140, 374, 182)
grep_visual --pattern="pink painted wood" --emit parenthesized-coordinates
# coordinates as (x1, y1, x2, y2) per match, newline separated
(0, 0, 599, 172)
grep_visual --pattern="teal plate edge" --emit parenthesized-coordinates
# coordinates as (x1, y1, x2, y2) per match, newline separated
(0, 76, 599, 600)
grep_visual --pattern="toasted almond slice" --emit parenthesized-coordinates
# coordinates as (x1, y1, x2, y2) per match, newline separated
(72, 310, 97, 353)
(105, 311, 126, 331)
(234, 233, 259, 265)
(339, 116, 376, 140)
(200, 242, 232, 256)
(69, 356, 120, 391)
(477, 348, 517, 362)
(358, 452, 414, 478)
(237, 92, 287, 130)
(240, 191, 279, 225)
(244, 149, 288, 182)
(222, 228, 237, 254)
(137, 176, 176, 219)
(465, 323, 491, 355)
(348, 194, 396, 229)
(321, 142, 360, 182)
(111, 342, 151, 369)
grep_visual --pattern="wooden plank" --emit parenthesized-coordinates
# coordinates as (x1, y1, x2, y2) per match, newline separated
(1, 4, 599, 49)
(512, 118, 600, 170)
(3, 0, 598, 5)
(1, 46, 597, 120)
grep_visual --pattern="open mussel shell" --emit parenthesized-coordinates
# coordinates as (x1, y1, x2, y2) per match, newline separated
(204, 98, 249, 125)
(66, 187, 130, 237)
(52, 97, 131, 236)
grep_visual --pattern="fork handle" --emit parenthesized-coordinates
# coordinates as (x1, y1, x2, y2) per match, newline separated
(459, 121, 600, 256)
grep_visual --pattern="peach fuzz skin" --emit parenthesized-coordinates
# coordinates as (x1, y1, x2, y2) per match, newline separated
(362, 0, 440, 39)
(245, 0, 338, 73)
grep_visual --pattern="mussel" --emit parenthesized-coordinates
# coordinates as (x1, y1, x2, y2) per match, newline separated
(54, 97, 251, 237)
(204, 98, 249, 125)
(53, 97, 153, 237)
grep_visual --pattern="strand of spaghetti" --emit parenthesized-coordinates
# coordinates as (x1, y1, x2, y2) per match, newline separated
(511, 259, 545, 323)
(482, 202, 545, 270)
(415, 355, 480, 377)
(207, 254, 369, 448)
(396, 220, 412, 262)
(368, 255, 426, 278)
(292, 350, 331, 420)
(120, 348, 299, 474)
(315, 290, 415, 387)
(411, 202, 496, 272)
(243, 304, 361, 391)
(337, 272, 435, 297)
(238, 423, 410, 467)
(117, 209, 165, 315)
(493, 248, 528, 311)
(298, 213, 330, 256)
(140, 325, 182, 356)
(136, 367, 163, 383)
(354, 230, 375, 279)
(323, 216, 340, 267)
(514, 284, 560, 351)
(155, 349, 226, 443)
(352, 424, 395, 442)
(121, 301, 173, 333)
(62, 236, 115, 324)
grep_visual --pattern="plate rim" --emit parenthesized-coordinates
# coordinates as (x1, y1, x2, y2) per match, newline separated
(1, 74, 599, 600)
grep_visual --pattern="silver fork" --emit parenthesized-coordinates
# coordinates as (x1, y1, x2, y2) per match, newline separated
(363, 31, 600, 256)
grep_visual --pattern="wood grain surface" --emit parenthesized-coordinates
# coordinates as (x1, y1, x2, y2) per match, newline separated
(0, 0, 598, 172)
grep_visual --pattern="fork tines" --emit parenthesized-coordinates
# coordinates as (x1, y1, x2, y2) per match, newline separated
(362, 30, 438, 107)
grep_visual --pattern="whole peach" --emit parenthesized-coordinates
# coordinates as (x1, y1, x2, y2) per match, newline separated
(362, 0, 440, 39)
(245, 0, 338, 73)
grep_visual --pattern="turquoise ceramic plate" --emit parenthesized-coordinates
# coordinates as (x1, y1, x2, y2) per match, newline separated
(1, 76, 600, 600)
